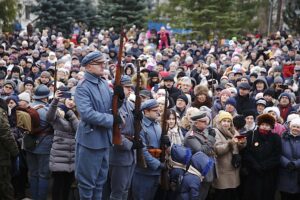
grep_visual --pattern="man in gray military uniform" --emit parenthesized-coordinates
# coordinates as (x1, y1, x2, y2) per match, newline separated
(109, 75, 143, 200)
(75, 51, 123, 200)
(184, 109, 216, 200)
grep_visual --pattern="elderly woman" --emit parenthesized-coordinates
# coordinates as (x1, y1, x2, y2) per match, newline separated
(192, 85, 212, 109)
(213, 111, 246, 200)
(263, 107, 286, 136)
(242, 113, 281, 200)
(278, 118, 300, 200)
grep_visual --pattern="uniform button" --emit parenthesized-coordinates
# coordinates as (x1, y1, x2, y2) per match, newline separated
(91, 129, 93, 131)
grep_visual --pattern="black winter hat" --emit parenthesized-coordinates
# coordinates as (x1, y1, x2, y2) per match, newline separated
(11, 66, 20, 74)
(177, 94, 188, 105)
(263, 88, 275, 97)
(233, 115, 246, 130)
(148, 71, 159, 78)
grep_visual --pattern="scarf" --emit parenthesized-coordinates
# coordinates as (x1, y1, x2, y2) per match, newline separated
(168, 126, 184, 145)
(259, 128, 269, 135)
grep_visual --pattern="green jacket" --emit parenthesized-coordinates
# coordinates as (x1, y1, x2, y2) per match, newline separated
(0, 107, 19, 166)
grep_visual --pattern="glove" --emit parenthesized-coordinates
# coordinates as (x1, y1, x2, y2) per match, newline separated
(160, 162, 167, 170)
(133, 109, 143, 121)
(114, 114, 123, 125)
(65, 110, 74, 121)
(161, 135, 171, 147)
(58, 104, 69, 114)
(231, 154, 242, 168)
(114, 85, 125, 100)
(131, 138, 144, 150)
(287, 162, 296, 171)
(207, 127, 216, 137)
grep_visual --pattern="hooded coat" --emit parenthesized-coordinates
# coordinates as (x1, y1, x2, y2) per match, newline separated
(277, 131, 300, 194)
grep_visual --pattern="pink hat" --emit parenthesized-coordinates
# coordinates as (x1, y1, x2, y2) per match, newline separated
(220, 89, 231, 97)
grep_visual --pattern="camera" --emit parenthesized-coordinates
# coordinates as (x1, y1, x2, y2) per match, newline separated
(278, 84, 288, 90)
(208, 79, 217, 85)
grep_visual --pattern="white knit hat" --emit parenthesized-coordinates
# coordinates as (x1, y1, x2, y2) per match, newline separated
(290, 118, 300, 127)
(263, 107, 280, 118)
(18, 92, 31, 103)
(287, 114, 300, 123)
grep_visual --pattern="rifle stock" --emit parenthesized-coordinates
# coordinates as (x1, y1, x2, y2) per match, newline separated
(134, 59, 147, 168)
(160, 87, 170, 191)
(112, 30, 125, 145)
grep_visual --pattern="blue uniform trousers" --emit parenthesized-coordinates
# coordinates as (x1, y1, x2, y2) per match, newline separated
(109, 164, 135, 200)
(75, 143, 109, 200)
(132, 173, 160, 200)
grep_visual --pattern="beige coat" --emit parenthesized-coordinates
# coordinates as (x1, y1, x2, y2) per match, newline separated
(212, 127, 245, 189)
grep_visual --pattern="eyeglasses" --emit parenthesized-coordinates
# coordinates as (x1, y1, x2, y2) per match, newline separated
(4, 85, 13, 90)
(90, 61, 105, 66)
(150, 109, 159, 113)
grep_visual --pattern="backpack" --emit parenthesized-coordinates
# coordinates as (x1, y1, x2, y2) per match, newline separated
(17, 106, 41, 134)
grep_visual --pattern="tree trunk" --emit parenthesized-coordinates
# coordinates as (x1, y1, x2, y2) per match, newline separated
(275, 0, 283, 31)
(258, 0, 269, 35)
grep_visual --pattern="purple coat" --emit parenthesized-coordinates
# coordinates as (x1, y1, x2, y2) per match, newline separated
(278, 132, 300, 194)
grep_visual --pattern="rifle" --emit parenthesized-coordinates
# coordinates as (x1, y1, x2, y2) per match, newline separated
(134, 59, 147, 168)
(112, 30, 125, 145)
(160, 87, 170, 191)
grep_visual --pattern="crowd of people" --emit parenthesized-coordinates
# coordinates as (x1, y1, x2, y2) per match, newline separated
(0, 24, 300, 200)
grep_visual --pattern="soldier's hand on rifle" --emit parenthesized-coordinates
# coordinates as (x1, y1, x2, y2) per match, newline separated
(113, 114, 123, 125)
(133, 109, 143, 121)
(161, 135, 171, 147)
(159, 162, 167, 170)
(114, 85, 125, 100)
(131, 138, 144, 150)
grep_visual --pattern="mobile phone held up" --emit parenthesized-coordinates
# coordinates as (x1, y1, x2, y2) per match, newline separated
(61, 92, 72, 99)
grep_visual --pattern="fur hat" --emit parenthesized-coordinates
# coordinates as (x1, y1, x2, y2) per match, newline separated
(131, 73, 147, 89)
(257, 113, 275, 128)
(194, 85, 209, 97)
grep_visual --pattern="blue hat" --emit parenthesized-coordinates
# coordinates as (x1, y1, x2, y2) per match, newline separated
(81, 51, 105, 66)
(171, 144, 192, 165)
(225, 97, 237, 107)
(32, 84, 50, 99)
(190, 151, 214, 177)
(141, 99, 159, 111)
(6, 95, 19, 105)
(278, 92, 291, 101)
(120, 75, 133, 86)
